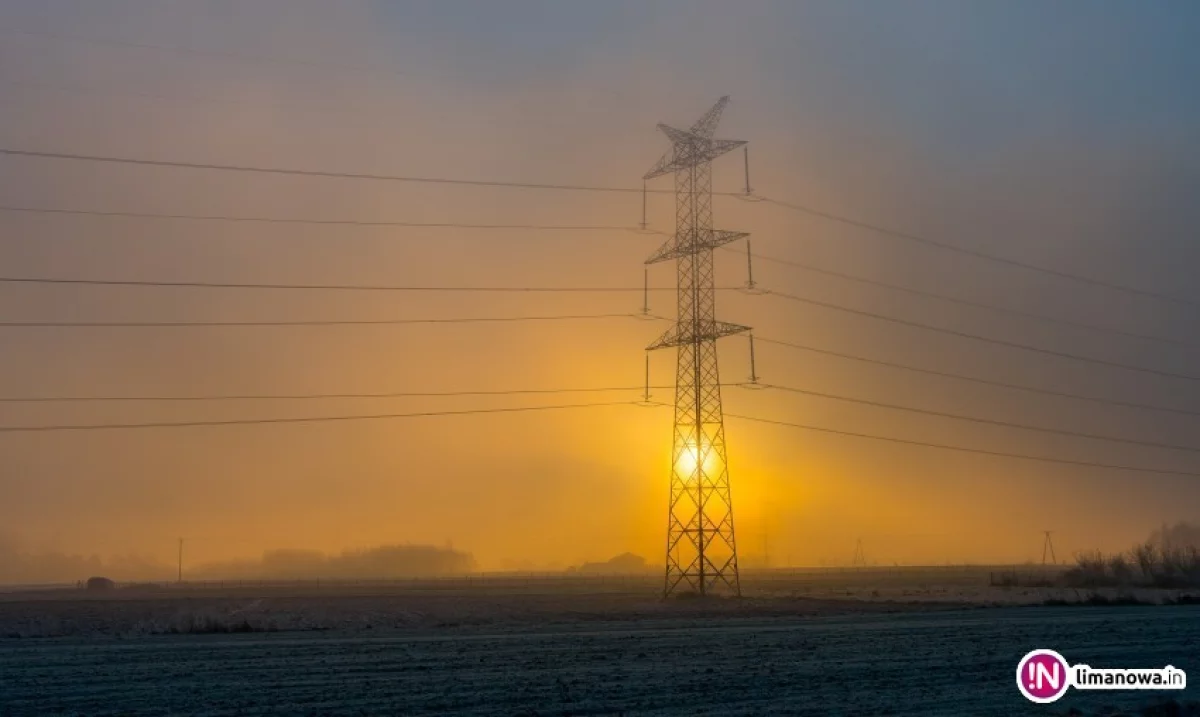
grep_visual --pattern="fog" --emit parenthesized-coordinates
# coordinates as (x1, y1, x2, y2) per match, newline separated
(0, 533, 474, 584)
(1, 0, 1199, 580)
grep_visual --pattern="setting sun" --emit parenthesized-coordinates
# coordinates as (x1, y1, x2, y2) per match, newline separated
(674, 437, 722, 479)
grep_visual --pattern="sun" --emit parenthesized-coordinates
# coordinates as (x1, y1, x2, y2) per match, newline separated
(674, 437, 722, 480)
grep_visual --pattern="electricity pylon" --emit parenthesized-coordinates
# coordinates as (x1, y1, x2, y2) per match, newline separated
(852, 538, 866, 567)
(1041, 530, 1057, 565)
(644, 96, 749, 597)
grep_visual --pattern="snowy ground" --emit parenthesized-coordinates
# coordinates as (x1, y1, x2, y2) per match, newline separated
(1, 579, 1197, 715)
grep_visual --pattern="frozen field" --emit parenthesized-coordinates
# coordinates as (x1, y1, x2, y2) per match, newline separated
(1, 583, 1197, 715)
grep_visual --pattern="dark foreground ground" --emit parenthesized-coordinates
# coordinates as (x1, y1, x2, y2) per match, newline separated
(0, 588, 1196, 716)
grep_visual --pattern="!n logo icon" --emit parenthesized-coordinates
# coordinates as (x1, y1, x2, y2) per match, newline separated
(1017, 649, 1071, 703)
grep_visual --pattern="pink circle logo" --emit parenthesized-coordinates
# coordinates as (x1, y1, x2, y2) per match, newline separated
(1017, 649, 1071, 703)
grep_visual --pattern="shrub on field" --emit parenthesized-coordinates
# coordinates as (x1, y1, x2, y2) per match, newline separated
(1107, 553, 1134, 584)
(991, 571, 1019, 587)
(170, 615, 269, 634)
(1133, 542, 1159, 581)
(132, 609, 283, 635)
(1063, 551, 1114, 587)
(1157, 548, 1200, 588)
(1062, 542, 1200, 589)
(1163, 594, 1200, 606)
(1041, 592, 1150, 607)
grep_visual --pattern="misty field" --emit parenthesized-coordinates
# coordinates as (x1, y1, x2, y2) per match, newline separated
(2, 574, 1198, 716)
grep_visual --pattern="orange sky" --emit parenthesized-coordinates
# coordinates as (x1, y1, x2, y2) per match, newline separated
(1, 1, 1198, 576)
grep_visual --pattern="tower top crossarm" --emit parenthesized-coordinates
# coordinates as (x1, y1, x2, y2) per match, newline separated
(688, 95, 731, 139)
(643, 97, 746, 180)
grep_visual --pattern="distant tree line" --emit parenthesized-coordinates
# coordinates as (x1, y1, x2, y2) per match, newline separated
(189, 544, 476, 580)
(1065, 522, 1200, 589)
(0, 535, 475, 585)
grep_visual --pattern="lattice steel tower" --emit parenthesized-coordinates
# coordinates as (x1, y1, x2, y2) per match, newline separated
(644, 96, 749, 597)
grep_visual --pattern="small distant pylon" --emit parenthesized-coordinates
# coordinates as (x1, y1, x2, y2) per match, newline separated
(852, 538, 866, 567)
(1041, 530, 1058, 566)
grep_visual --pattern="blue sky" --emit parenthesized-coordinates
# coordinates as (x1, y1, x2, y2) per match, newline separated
(365, 0, 1200, 149)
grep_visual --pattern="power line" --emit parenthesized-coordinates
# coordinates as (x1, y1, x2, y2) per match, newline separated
(6, 389, 1193, 479)
(0, 276, 687, 293)
(7, 148, 1192, 313)
(0, 204, 651, 234)
(0, 273, 751, 294)
(733, 247, 1195, 349)
(1, 204, 1186, 347)
(0, 399, 645, 433)
(3, 81, 1189, 313)
(763, 382, 1200, 455)
(760, 196, 1197, 309)
(19, 288, 1191, 412)
(0, 201, 1188, 348)
(724, 412, 1200, 478)
(0, 384, 676, 403)
(0, 312, 653, 328)
(0, 148, 742, 196)
(753, 336, 1200, 418)
(764, 290, 1200, 383)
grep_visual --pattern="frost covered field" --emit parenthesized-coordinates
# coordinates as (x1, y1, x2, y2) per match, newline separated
(1, 579, 1198, 716)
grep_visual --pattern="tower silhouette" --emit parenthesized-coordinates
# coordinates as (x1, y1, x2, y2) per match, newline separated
(1041, 530, 1057, 565)
(644, 97, 749, 597)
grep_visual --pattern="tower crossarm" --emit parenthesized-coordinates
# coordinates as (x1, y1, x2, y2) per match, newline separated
(644, 125, 746, 179)
(688, 95, 730, 139)
(645, 230, 749, 265)
(646, 320, 750, 351)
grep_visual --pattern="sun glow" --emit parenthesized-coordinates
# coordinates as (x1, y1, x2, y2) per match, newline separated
(675, 438, 722, 479)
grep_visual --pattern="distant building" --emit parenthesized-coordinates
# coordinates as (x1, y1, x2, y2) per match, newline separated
(85, 576, 115, 591)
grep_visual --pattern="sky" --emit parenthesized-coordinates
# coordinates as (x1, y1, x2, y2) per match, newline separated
(0, 0, 1198, 578)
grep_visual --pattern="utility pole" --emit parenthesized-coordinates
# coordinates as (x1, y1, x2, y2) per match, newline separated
(1041, 530, 1057, 566)
(644, 96, 749, 597)
(177, 537, 183, 583)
